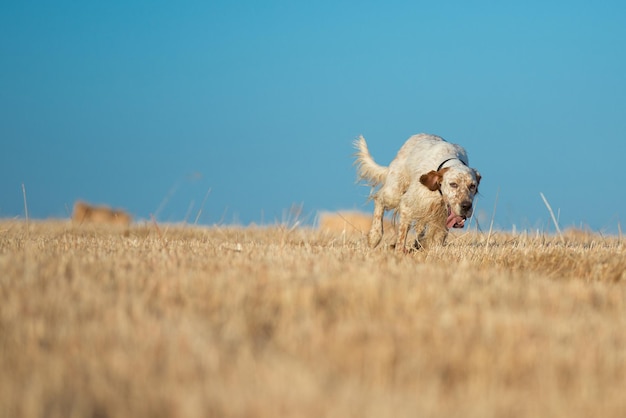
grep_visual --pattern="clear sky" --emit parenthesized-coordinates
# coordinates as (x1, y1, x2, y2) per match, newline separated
(2, 1, 625, 233)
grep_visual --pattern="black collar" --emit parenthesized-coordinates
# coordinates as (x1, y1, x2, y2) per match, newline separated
(437, 158, 466, 172)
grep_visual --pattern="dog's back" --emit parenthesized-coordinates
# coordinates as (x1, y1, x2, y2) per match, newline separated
(395, 134, 469, 176)
(355, 134, 468, 185)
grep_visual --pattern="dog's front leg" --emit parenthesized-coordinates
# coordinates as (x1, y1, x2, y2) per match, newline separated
(432, 226, 448, 247)
(368, 200, 385, 248)
(421, 224, 448, 249)
(395, 218, 411, 253)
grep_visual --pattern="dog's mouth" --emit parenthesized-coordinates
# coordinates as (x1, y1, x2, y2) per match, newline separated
(446, 206, 466, 229)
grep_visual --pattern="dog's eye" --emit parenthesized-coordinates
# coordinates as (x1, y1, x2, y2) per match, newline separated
(449, 182, 458, 188)
(469, 184, 477, 191)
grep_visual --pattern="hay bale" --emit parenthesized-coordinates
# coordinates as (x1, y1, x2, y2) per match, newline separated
(318, 211, 394, 234)
(72, 201, 132, 226)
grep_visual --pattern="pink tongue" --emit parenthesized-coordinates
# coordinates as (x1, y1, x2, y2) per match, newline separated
(446, 212, 466, 229)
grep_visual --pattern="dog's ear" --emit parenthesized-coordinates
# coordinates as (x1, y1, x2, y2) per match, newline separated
(420, 168, 447, 191)
(473, 169, 482, 185)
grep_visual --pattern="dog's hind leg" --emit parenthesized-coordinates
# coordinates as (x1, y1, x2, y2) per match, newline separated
(395, 201, 413, 252)
(368, 199, 385, 248)
(395, 218, 411, 253)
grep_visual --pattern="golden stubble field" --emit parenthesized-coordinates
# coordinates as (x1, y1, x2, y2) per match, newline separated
(1, 220, 626, 418)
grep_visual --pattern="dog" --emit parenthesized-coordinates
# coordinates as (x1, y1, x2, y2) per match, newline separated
(354, 133, 481, 252)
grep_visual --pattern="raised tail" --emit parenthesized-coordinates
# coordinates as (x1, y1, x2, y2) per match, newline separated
(353, 135, 388, 186)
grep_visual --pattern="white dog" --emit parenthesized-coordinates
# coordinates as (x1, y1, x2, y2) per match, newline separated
(354, 133, 481, 252)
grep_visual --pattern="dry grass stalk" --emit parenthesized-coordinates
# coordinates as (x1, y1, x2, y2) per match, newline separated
(485, 187, 499, 250)
(540, 192, 564, 242)
(1, 220, 625, 418)
(194, 188, 212, 225)
(21, 183, 29, 240)
(21, 183, 29, 223)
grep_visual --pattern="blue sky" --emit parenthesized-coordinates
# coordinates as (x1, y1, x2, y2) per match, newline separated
(2, 1, 625, 233)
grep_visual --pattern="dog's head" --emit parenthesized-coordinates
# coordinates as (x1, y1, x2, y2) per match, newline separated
(419, 166, 481, 229)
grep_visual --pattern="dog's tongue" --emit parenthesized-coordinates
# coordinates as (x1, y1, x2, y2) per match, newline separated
(446, 211, 466, 229)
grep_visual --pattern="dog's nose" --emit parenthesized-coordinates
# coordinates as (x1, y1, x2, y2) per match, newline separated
(460, 201, 472, 213)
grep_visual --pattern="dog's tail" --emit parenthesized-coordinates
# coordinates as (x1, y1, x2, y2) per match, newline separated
(353, 135, 388, 186)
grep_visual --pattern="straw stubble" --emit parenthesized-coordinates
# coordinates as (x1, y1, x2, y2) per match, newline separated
(1, 221, 625, 417)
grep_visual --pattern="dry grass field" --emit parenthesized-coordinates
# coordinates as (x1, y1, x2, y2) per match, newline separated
(1, 219, 626, 418)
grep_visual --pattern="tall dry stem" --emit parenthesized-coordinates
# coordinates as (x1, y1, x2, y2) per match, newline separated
(540, 192, 564, 242)
(485, 187, 499, 250)
(194, 188, 212, 225)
